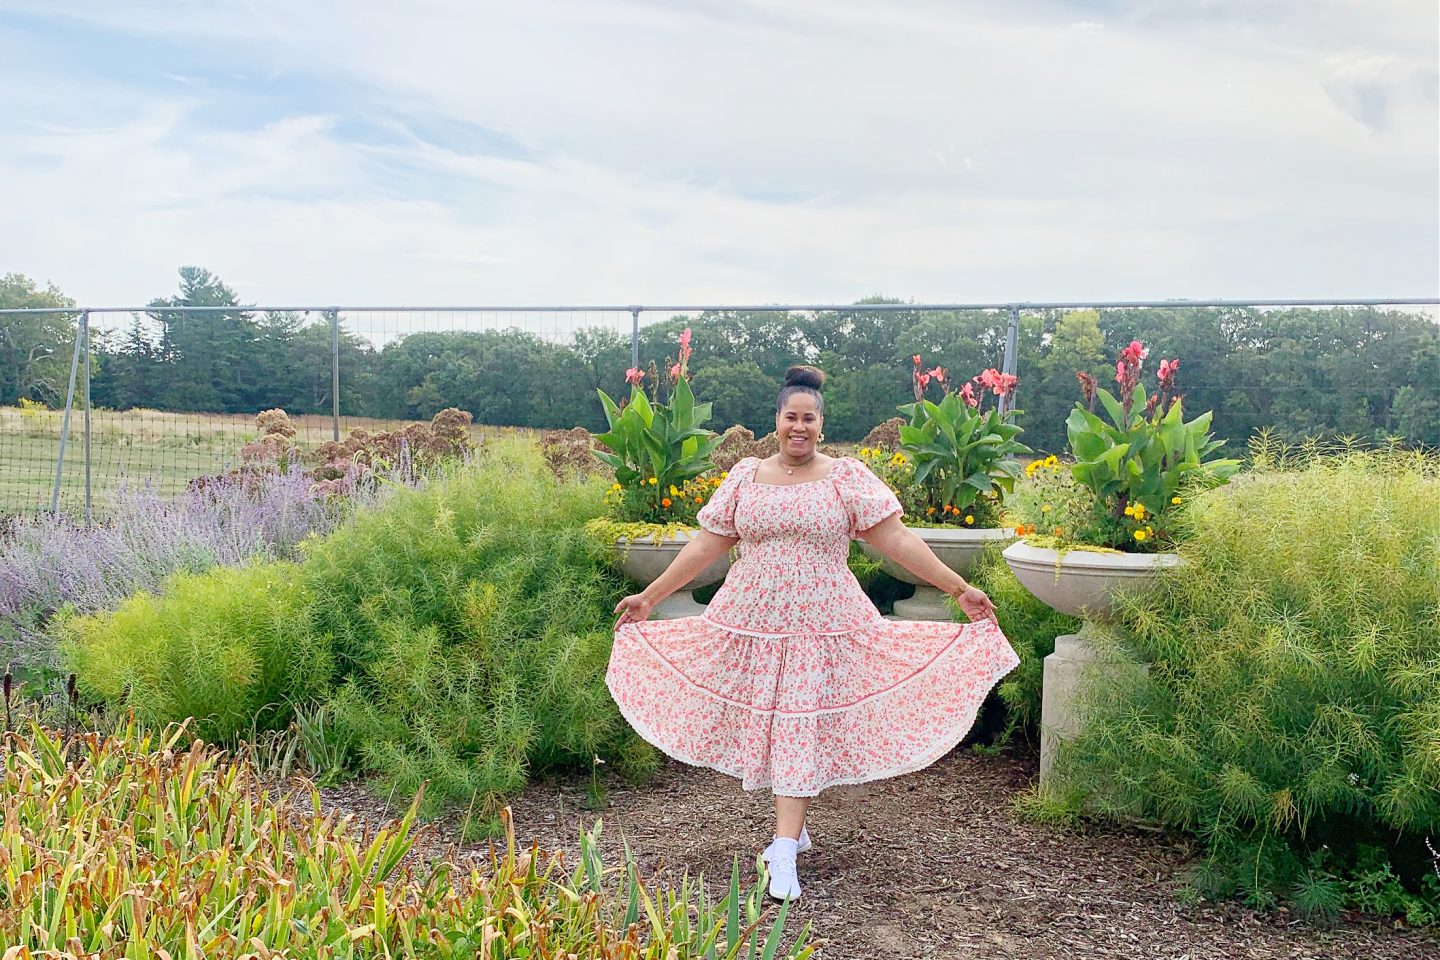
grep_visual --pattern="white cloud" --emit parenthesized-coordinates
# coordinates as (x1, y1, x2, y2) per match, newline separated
(0, 0, 1434, 307)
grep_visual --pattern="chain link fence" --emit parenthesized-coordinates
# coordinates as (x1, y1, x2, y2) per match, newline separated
(2, 298, 1436, 518)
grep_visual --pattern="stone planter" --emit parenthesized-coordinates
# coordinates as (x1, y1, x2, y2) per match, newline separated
(1001, 540, 1181, 783)
(612, 530, 732, 619)
(860, 525, 1016, 620)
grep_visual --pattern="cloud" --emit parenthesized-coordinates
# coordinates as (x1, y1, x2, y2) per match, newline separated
(0, 0, 1434, 308)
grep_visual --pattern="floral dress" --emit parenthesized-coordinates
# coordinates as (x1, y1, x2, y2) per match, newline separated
(605, 456, 1020, 797)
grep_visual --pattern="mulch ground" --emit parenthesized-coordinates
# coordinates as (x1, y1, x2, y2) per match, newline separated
(322, 747, 1439, 960)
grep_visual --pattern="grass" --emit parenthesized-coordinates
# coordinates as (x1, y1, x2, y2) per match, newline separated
(0, 405, 532, 514)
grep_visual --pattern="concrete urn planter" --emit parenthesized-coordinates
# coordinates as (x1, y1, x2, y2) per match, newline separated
(612, 530, 732, 619)
(860, 525, 1016, 620)
(1001, 540, 1182, 783)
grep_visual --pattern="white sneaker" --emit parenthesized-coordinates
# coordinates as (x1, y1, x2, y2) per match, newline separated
(760, 827, 812, 862)
(766, 854, 802, 902)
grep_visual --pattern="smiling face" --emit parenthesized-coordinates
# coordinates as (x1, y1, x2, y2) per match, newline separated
(776, 391, 823, 459)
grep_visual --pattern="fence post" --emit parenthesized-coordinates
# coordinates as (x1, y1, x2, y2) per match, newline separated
(49, 310, 86, 514)
(330, 308, 341, 442)
(82, 311, 92, 524)
(629, 306, 641, 370)
(1000, 304, 1020, 416)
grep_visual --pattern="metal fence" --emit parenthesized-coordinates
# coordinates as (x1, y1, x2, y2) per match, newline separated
(2, 298, 1436, 518)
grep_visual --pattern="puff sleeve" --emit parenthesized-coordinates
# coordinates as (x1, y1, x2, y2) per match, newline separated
(833, 457, 903, 537)
(695, 457, 756, 538)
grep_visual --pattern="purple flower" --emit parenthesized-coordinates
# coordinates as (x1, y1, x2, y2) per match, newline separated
(0, 464, 406, 673)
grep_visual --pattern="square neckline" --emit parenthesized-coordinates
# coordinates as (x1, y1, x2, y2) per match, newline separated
(744, 456, 846, 488)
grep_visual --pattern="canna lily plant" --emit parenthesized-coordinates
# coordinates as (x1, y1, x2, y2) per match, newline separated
(593, 328, 723, 526)
(1063, 340, 1241, 550)
(895, 355, 1031, 528)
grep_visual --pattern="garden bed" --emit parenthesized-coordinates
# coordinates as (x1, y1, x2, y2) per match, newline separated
(323, 749, 1439, 960)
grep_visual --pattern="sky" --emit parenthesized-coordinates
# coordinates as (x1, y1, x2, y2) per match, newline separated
(1, 0, 1436, 309)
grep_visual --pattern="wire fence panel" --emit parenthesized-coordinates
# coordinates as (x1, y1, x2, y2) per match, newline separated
(1, 299, 1435, 518)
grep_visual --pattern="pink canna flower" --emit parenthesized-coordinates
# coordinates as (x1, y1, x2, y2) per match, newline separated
(928, 366, 946, 383)
(959, 381, 978, 407)
(1121, 340, 1148, 367)
(1115, 360, 1127, 384)
(973, 368, 1018, 398)
(1157, 357, 1180, 383)
(669, 362, 682, 380)
(625, 367, 645, 385)
(918, 372, 932, 389)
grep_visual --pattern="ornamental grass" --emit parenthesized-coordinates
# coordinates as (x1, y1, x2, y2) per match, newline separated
(1050, 442, 1440, 924)
(0, 722, 812, 958)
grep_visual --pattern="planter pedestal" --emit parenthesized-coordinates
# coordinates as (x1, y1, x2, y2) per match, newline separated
(612, 531, 732, 620)
(860, 526, 1015, 621)
(1003, 541, 1178, 786)
(1039, 623, 1149, 782)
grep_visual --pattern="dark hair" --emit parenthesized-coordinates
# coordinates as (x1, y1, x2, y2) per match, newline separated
(777, 365, 826, 414)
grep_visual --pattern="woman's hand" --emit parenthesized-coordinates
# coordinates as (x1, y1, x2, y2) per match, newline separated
(950, 584, 999, 624)
(613, 593, 655, 630)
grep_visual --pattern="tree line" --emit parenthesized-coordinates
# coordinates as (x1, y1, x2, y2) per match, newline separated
(4, 267, 1437, 453)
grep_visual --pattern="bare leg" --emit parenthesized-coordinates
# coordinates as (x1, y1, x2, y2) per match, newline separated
(774, 794, 811, 840)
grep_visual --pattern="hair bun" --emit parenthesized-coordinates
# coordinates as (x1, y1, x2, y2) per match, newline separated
(783, 365, 826, 391)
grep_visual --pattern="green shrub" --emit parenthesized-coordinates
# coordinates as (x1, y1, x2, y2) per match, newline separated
(1054, 446, 1440, 923)
(305, 437, 657, 821)
(60, 562, 328, 742)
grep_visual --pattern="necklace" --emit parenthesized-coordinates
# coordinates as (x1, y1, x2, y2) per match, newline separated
(780, 453, 816, 475)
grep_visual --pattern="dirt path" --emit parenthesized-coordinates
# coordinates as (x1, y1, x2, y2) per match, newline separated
(325, 748, 1438, 959)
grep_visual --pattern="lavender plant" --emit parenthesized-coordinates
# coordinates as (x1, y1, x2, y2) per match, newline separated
(0, 466, 389, 676)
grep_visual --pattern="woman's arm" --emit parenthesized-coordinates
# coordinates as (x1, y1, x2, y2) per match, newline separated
(858, 514, 997, 622)
(638, 529, 739, 606)
(858, 514, 969, 594)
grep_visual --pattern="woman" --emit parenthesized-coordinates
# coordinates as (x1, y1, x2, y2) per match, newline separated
(606, 365, 1020, 902)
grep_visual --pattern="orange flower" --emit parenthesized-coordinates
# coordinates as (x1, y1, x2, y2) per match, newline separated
(661, 498, 672, 507)
(694, 496, 703, 503)
(1015, 525, 1026, 536)
(1053, 526, 1063, 536)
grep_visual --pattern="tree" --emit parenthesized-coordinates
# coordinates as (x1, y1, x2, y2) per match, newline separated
(148, 267, 258, 413)
(0, 273, 77, 406)
(689, 359, 777, 434)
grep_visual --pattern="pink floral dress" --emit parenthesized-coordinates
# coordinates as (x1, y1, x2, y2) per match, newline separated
(605, 456, 1020, 797)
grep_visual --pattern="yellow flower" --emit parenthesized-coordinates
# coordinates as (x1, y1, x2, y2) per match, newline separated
(964, 515, 974, 525)
(1134, 530, 1147, 542)
(1041, 504, 1051, 513)
(721, 471, 729, 479)
(1124, 505, 1135, 517)
(669, 485, 679, 496)
(611, 483, 622, 491)
(1172, 496, 1182, 505)
(648, 477, 658, 485)
(860, 447, 871, 456)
